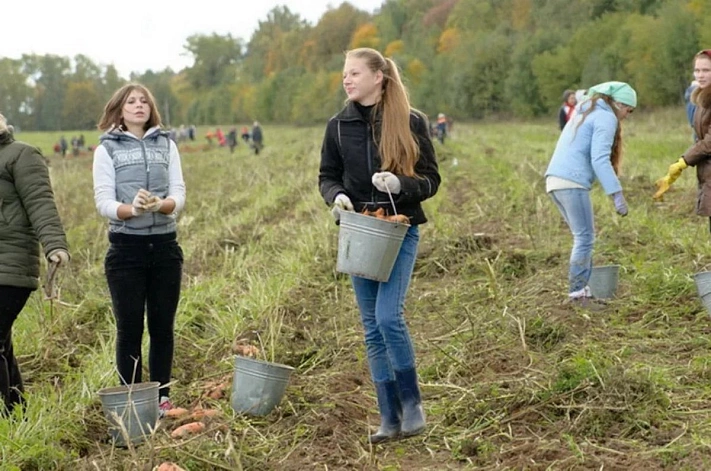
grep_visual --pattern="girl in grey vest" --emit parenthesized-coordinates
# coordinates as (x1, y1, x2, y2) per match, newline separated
(92, 84, 186, 416)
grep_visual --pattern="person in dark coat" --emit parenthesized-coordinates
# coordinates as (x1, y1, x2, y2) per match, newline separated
(59, 136, 68, 157)
(0, 113, 70, 414)
(655, 50, 711, 229)
(227, 127, 238, 153)
(251, 121, 263, 155)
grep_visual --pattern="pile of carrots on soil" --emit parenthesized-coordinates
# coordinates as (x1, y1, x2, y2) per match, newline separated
(152, 342, 261, 469)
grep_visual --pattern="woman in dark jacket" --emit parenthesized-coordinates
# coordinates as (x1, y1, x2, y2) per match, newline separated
(319, 47, 440, 443)
(0, 113, 70, 414)
(655, 50, 711, 220)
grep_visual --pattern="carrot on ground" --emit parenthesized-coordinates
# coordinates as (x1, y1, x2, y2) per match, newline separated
(191, 408, 221, 420)
(163, 407, 189, 418)
(170, 421, 205, 438)
(156, 462, 187, 471)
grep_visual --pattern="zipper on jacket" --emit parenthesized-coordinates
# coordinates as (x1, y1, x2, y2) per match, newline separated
(366, 122, 374, 205)
(139, 139, 155, 232)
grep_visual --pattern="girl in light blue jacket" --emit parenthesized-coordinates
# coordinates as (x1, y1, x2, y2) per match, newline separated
(545, 81, 636, 308)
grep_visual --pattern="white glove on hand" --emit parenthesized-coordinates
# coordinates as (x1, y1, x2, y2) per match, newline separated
(331, 193, 354, 221)
(372, 172, 401, 194)
(142, 195, 163, 212)
(47, 249, 70, 265)
(131, 189, 151, 216)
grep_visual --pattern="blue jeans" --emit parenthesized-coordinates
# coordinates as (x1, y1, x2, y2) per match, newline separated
(549, 189, 595, 295)
(352, 225, 419, 384)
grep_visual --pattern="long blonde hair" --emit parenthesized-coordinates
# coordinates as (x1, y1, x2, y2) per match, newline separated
(345, 48, 419, 177)
(575, 93, 623, 175)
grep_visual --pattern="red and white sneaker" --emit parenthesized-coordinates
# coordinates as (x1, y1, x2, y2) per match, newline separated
(159, 396, 174, 418)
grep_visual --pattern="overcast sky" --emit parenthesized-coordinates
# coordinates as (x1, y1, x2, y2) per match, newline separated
(2, 0, 384, 78)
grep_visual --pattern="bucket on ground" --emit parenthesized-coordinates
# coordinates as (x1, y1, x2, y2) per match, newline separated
(694, 271, 711, 315)
(231, 356, 294, 416)
(589, 265, 620, 299)
(97, 381, 160, 446)
(337, 210, 408, 282)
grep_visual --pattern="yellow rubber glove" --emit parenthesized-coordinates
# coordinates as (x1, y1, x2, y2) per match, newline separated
(653, 158, 688, 201)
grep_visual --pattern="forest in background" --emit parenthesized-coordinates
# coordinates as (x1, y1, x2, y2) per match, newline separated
(1, 0, 709, 131)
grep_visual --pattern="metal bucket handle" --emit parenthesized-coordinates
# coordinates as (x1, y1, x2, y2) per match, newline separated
(381, 176, 399, 217)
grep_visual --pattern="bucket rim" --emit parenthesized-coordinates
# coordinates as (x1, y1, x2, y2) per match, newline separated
(339, 210, 410, 228)
(98, 381, 161, 396)
(592, 264, 620, 270)
(234, 356, 295, 372)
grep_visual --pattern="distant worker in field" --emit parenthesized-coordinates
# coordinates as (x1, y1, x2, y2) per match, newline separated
(319, 47, 440, 443)
(559, 89, 577, 130)
(685, 79, 699, 127)
(215, 127, 226, 147)
(684, 79, 699, 141)
(227, 127, 238, 154)
(60, 136, 68, 157)
(0, 112, 70, 414)
(654, 50, 711, 220)
(435, 113, 447, 144)
(71, 136, 80, 157)
(251, 121, 263, 155)
(545, 81, 636, 309)
(240, 125, 250, 143)
(92, 83, 186, 418)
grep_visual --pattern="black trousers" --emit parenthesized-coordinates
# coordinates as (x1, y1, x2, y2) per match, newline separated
(105, 232, 183, 398)
(0, 285, 33, 412)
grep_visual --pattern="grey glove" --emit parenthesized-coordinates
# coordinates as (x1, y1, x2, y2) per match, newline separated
(331, 193, 354, 221)
(131, 189, 151, 216)
(142, 195, 163, 212)
(612, 191, 628, 216)
(372, 172, 401, 194)
(47, 249, 70, 265)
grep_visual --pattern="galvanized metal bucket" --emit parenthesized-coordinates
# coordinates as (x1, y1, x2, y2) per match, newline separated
(97, 381, 160, 446)
(589, 265, 620, 299)
(694, 271, 711, 316)
(231, 356, 294, 416)
(337, 210, 408, 282)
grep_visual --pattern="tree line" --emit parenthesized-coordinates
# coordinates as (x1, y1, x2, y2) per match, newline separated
(1, 0, 708, 131)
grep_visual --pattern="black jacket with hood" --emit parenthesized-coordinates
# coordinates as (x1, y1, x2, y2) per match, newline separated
(318, 101, 440, 225)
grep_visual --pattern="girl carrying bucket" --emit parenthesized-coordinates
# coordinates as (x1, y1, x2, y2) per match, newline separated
(318, 47, 441, 443)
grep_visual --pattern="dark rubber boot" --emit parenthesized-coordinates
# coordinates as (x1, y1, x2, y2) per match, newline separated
(369, 381, 402, 444)
(394, 368, 426, 438)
